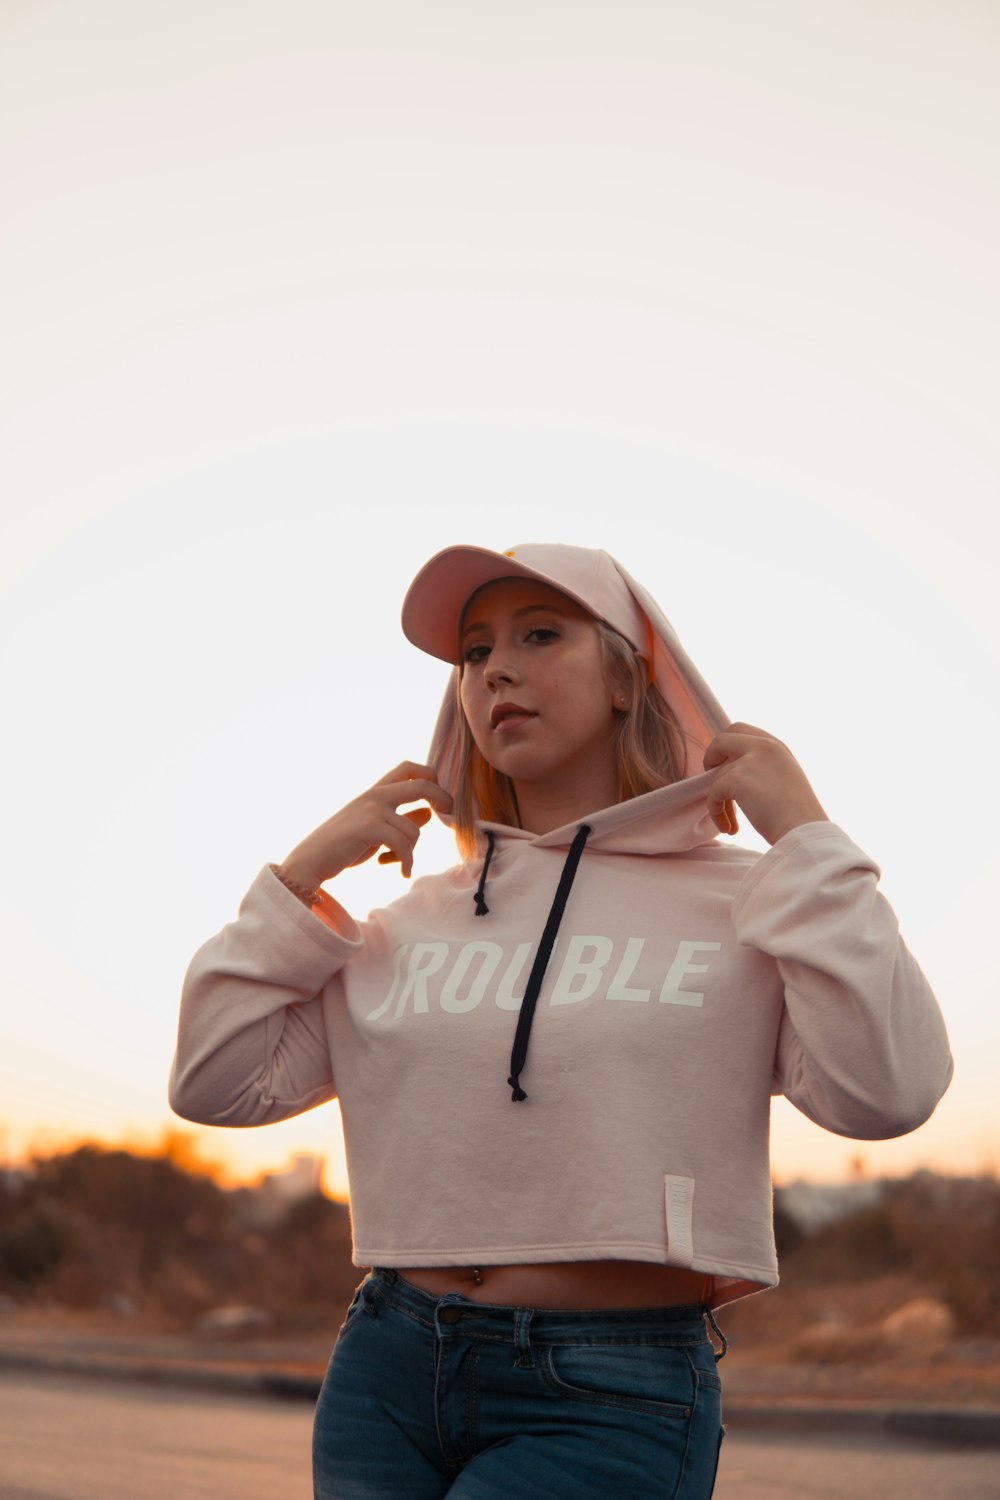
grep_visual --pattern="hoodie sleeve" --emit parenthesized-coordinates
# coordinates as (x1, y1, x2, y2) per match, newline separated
(731, 822, 953, 1140)
(168, 864, 364, 1127)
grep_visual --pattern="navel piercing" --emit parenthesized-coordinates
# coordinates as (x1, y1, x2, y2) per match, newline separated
(471, 1267, 484, 1285)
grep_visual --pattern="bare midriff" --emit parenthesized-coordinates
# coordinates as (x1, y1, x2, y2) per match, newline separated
(396, 1260, 713, 1310)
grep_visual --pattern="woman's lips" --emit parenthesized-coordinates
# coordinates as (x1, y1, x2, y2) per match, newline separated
(491, 707, 537, 733)
(494, 713, 536, 733)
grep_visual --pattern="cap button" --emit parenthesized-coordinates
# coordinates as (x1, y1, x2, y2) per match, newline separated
(438, 1306, 462, 1325)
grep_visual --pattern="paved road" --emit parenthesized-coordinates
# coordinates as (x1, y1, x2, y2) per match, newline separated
(0, 1370, 313, 1500)
(1, 1371, 997, 1500)
(714, 1427, 999, 1499)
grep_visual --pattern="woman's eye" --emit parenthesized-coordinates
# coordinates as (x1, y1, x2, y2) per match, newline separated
(463, 644, 490, 665)
(526, 627, 559, 644)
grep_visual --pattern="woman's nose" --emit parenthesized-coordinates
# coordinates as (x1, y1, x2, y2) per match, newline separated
(484, 652, 518, 689)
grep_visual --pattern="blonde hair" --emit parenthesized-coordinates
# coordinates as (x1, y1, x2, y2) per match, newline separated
(451, 619, 685, 857)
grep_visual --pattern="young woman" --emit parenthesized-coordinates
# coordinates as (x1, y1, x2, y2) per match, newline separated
(170, 543, 952, 1500)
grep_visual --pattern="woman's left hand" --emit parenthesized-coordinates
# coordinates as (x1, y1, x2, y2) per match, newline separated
(703, 722, 829, 845)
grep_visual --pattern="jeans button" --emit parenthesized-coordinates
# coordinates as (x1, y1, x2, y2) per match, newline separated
(439, 1306, 462, 1325)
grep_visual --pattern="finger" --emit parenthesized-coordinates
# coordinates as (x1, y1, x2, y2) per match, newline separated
(348, 842, 382, 869)
(374, 810, 430, 877)
(376, 808, 433, 834)
(708, 797, 739, 836)
(374, 761, 439, 789)
(376, 809, 433, 865)
(403, 807, 433, 828)
(724, 722, 776, 740)
(703, 732, 754, 770)
(706, 762, 740, 834)
(380, 778, 454, 814)
(704, 724, 784, 771)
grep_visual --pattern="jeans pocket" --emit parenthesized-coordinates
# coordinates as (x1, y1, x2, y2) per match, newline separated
(539, 1340, 699, 1418)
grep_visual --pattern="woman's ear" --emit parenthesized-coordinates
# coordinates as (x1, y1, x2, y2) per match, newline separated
(608, 663, 632, 712)
(595, 619, 638, 713)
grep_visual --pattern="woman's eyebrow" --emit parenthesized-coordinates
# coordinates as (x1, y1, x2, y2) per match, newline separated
(460, 603, 568, 638)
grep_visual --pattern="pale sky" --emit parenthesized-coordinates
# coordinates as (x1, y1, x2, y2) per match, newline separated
(1, 0, 997, 1195)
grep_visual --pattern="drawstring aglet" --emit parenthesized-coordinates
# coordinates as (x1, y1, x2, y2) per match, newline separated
(508, 1076, 528, 1102)
(472, 829, 496, 918)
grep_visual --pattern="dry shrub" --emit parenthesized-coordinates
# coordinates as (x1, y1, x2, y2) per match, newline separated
(778, 1173, 1000, 1338)
(0, 1142, 356, 1328)
(726, 1172, 1000, 1354)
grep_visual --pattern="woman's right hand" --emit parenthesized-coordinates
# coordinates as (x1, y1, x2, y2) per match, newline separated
(277, 762, 454, 889)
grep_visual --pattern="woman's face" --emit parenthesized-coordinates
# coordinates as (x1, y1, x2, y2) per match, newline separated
(458, 577, 620, 818)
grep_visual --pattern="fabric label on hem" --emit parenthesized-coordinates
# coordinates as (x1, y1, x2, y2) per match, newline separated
(664, 1174, 695, 1268)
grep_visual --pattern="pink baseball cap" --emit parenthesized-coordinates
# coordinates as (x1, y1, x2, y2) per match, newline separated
(401, 543, 652, 664)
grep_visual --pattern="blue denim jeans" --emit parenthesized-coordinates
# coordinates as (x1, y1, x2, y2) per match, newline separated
(313, 1268, 725, 1499)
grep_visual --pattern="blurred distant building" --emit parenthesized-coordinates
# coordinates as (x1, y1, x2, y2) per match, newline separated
(0, 1165, 27, 1195)
(259, 1153, 324, 1202)
(235, 1152, 326, 1228)
(777, 1177, 885, 1232)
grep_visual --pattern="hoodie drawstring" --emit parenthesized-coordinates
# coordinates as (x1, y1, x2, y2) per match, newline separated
(472, 830, 496, 916)
(506, 824, 591, 1102)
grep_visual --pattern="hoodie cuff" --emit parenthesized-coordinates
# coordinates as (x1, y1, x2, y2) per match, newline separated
(253, 863, 364, 954)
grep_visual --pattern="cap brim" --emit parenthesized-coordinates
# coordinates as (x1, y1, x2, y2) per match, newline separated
(401, 545, 597, 663)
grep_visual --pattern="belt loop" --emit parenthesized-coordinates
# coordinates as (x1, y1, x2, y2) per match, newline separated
(705, 1305, 728, 1362)
(513, 1307, 536, 1369)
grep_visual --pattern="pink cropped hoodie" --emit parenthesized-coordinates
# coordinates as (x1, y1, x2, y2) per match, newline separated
(169, 545, 953, 1308)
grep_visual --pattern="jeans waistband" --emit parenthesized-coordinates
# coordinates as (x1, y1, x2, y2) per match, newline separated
(365, 1267, 712, 1346)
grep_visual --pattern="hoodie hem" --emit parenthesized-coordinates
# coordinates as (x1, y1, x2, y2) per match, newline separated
(353, 1243, 777, 1283)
